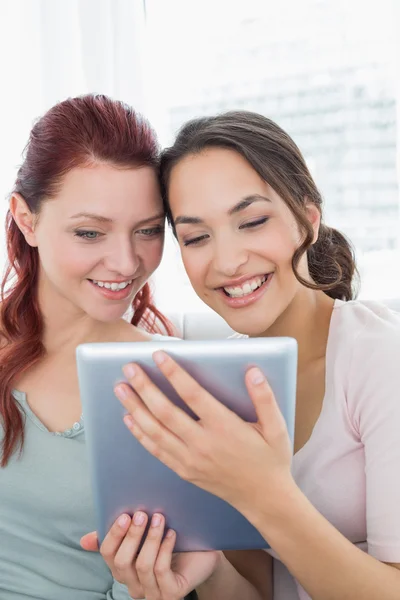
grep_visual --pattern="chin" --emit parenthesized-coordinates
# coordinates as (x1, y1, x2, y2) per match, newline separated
(83, 303, 131, 324)
(214, 300, 283, 336)
(229, 319, 270, 337)
(208, 308, 269, 337)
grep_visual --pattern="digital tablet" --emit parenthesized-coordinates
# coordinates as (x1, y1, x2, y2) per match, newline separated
(76, 337, 297, 552)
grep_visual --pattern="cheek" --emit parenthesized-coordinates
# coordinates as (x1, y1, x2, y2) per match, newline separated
(181, 249, 208, 291)
(261, 228, 298, 269)
(37, 233, 99, 278)
(140, 238, 164, 272)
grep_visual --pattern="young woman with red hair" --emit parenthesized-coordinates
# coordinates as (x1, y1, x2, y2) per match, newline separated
(0, 94, 173, 599)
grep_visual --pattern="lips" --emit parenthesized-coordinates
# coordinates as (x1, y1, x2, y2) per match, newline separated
(216, 272, 273, 309)
(91, 279, 133, 291)
(87, 278, 135, 301)
(222, 274, 268, 298)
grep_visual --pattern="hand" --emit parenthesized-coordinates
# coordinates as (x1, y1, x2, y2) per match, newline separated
(81, 511, 220, 600)
(114, 351, 295, 515)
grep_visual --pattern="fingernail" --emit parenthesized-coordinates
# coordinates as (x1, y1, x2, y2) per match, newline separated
(115, 385, 128, 400)
(166, 529, 175, 538)
(134, 511, 146, 526)
(123, 415, 134, 429)
(151, 513, 162, 527)
(153, 351, 167, 365)
(118, 514, 130, 528)
(123, 364, 137, 379)
(249, 367, 265, 385)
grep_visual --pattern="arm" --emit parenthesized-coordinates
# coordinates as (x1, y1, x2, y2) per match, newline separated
(246, 480, 400, 600)
(196, 550, 272, 600)
(239, 321, 400, 600)
(115, 341, 400, 600)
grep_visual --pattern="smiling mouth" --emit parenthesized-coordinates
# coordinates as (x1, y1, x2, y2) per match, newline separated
(88, 279, 133, 291)
(221, 273, 271, 298)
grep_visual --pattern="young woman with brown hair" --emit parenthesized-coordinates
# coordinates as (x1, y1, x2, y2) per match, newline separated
(85, 111, 400, 600)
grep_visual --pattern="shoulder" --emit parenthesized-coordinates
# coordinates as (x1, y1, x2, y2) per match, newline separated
(330, 300, 400, 418)
(330, 299, 400, 356)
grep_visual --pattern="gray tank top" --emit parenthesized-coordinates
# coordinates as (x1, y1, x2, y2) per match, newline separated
(0, 332, 173, 599)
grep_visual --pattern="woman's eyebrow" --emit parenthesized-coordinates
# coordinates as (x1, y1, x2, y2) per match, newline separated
(228, 194, 272, 215)
(70, 212, 112, 223)
(70, 211, 165, 226)
(174, 194, 271, 226)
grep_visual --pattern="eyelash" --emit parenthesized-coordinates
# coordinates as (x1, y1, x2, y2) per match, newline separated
(183, 234, 209, 247)
(74, 230, 101, 240)
(183, 217, 269, 247)
(74, 226, 164, 241)
(137, 225, 165, 237)
(240, 217, 269, 230)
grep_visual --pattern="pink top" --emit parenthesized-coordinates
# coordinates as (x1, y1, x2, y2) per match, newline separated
(268, 299, 400, 599)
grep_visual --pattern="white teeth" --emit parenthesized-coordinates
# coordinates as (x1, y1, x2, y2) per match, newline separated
(223, 275, 267, 298)
(243, 283, 252, 295)
(92, 279, 132, 291)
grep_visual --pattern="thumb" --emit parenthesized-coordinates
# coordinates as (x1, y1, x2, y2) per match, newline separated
(245, 367, 289, 446)
(80, 531, 100, 552)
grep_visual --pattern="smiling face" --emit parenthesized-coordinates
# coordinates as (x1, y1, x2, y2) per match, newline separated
(12, 163, 165, 323)
(168, 148, 319, 336)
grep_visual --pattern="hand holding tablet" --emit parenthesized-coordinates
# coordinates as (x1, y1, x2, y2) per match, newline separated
(77, 337, 297, 552)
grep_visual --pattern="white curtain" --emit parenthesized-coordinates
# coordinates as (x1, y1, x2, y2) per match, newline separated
(0, 0, 147, 263)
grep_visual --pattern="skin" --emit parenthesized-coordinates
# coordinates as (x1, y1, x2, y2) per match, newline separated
(10, 161, 165, 432)
(82, 149, 400, 599)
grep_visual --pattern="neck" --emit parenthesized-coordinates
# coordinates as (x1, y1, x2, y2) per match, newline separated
(257, 288, 335, 367)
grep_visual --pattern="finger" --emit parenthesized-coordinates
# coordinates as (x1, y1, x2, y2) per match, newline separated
(245, 368, 288, 443)
(121, 361, 201, 438)
(149, 351, 233, 424)
(122, 415, 188, 477)
(115, 383, 188, 462)
(156, 545, 221, 597)
(153, 529, 178, 592)
(135, 513, 166, 596)
(112, 511, 149, 593)
(100, 514, 132, 570)
(80, 531, 99, 552)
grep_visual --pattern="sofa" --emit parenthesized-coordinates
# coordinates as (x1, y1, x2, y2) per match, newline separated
(168, 298, 400, 340)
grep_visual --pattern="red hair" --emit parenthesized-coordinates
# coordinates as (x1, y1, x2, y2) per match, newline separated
(0, 94, 173, 467)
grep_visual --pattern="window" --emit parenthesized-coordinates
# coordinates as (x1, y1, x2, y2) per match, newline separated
(144, 0, 400, 312)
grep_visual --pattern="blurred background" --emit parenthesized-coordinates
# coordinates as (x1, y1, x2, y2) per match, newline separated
(0, 0, 399, 314)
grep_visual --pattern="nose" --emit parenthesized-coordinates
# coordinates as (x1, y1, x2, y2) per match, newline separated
(104, 236, 140, 277)
(212, 236, 249, 277)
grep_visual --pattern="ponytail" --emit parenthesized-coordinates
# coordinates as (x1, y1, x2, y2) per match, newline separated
(292, 221, 359, 301)
(307, 224, 358, 301)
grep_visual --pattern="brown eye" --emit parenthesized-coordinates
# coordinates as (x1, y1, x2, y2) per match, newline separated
(240, 217, 269, 230)
(183, 234, 209, 247)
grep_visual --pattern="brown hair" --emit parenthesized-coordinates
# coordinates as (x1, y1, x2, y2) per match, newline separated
(160, 111, 359, 301)
(0, 94, 173, 467)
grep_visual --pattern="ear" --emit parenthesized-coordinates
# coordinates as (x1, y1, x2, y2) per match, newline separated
(9, 193, 38, 247)
(305, 201, 321, 244)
